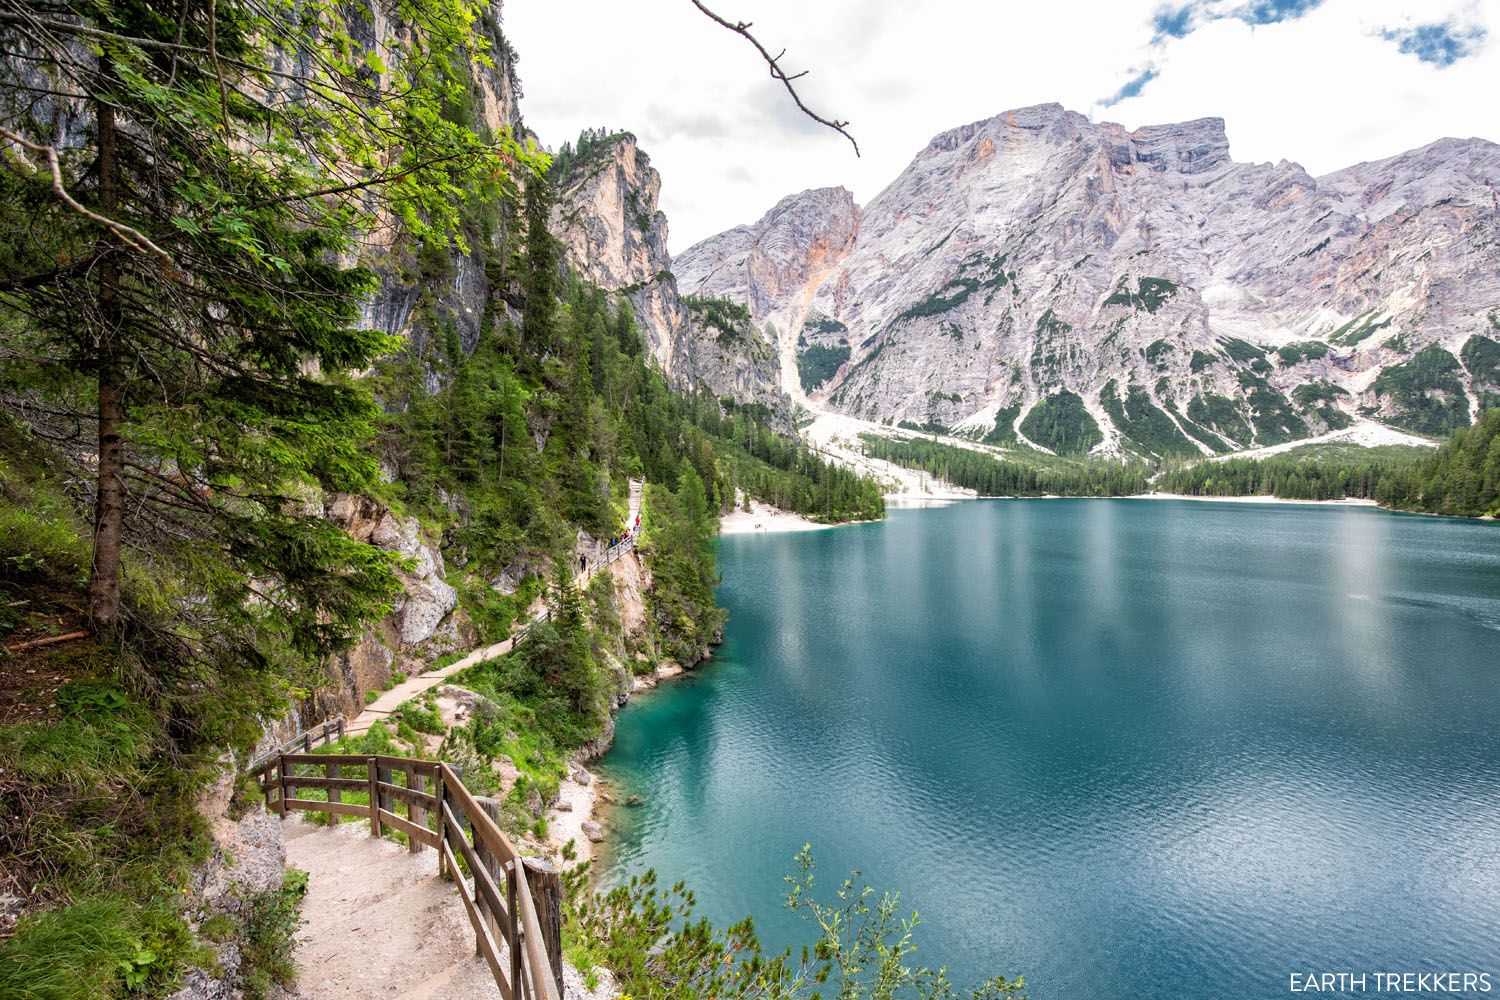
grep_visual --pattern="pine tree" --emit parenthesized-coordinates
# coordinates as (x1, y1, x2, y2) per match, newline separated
(0, 0, 546, 647)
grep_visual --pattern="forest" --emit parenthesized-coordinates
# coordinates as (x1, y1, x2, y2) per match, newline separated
(860, 435, 1152, 497)
(0, 2, 902, 997)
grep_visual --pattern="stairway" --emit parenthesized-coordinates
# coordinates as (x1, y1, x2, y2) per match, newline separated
(284, 816, 495, 998)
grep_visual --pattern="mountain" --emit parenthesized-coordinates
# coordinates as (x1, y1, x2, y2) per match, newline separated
(675, 104, 1500, 457)
(549, 131, 792, 429)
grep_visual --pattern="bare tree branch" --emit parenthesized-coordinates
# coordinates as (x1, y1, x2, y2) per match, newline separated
(689, 0, 860, 156)
(0, 125, 174, 261)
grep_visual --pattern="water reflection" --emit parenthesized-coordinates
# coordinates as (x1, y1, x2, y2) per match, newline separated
(599, 501, 1500, 1000)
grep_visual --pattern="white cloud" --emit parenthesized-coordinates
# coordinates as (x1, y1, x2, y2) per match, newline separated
(503, 0, 1499, 254)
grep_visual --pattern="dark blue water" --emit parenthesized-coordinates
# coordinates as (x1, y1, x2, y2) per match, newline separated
(597, 500, 1500, 998)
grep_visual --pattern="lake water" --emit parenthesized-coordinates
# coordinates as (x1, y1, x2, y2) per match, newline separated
(597, 500, 1500, 999)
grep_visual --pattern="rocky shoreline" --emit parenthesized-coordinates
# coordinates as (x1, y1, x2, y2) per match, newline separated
(544, 656, 700, 868)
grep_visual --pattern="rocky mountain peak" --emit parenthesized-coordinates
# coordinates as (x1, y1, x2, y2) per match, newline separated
(675, 185, 861, 325)
(550, 132, 793, 428)
(1124, 117, 1231, 174)
(675, 104, 1499, 452)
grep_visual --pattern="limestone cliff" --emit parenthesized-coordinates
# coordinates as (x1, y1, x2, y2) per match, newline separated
(550, 134, 792, 429)
(354, 9, 523, 359)
(676, 104, 1500, 454)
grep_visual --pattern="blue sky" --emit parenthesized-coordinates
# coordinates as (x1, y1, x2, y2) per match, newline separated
(507, 0, 1498, 252)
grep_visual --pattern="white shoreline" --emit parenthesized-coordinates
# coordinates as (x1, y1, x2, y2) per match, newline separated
(719, 498, 837, 534)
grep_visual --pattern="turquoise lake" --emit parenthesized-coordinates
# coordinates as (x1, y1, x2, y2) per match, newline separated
(597, 499, 1500, 999)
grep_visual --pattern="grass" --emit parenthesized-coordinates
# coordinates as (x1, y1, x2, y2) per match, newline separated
(239, 870, 309, 1000)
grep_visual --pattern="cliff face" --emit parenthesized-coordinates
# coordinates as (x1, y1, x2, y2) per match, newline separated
(551, 135, 792, 428)
(675, 187, 862, 399)
(354, 10, 522, 359)
(676, 104, 1500, 453)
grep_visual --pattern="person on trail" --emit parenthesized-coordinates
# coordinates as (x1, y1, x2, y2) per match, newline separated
(579, 553, 587, 574)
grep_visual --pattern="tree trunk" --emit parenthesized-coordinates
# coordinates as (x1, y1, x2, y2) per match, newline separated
(89, 92, 125, 632)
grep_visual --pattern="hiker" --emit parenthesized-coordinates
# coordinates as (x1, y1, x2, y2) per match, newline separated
(579, 553, 587, 574)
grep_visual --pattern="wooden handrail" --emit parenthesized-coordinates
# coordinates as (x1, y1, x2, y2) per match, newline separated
(260, 751, 563, 1000)
(249, 716, 345, 771)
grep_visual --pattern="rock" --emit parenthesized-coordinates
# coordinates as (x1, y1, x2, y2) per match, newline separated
(0, 893, 24, 938)
(572, 767, 594, 787)
(491, 753, 520, 789)
(551, 133, 793, 430)
(555, 799, 573, 812)
(437, 685, 487, 719)
(676, 103, 1500, 447)
(580, 820, 605, 844)
(626, 794, 644, 807)
(166, 763, 287, 1000)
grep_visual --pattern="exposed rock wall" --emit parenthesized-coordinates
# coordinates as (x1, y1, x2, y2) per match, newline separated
(676, 103, 1500, 451)
(551, 135, 792, 429)
(316, 495, 474, 725)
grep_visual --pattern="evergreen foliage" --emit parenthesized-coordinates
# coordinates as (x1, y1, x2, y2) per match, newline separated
(1100, 382, 1199, 457)
(860, 436, 1149, 497)
(1155, 445, 1425, 501)
(548, 127, 634, 185)
(797, 343, 852, 391)
(1372, 345, 1472, 436)
(1019, 391, 1102, 455)
(1379, 409, 1500, 516)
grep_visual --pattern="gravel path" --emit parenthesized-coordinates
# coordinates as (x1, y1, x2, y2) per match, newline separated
(346, 481, 645, 739)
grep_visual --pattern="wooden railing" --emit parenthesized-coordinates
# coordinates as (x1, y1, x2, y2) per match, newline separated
(254, 752, 563, 1000)
(591, 533, 636, 573)
(249, 716, 344, 772)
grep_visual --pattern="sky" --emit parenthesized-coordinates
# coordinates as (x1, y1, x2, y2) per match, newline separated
(504, 0, 1499, 255)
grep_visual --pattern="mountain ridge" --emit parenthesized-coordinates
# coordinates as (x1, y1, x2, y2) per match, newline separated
(673, 104, 1500, 457)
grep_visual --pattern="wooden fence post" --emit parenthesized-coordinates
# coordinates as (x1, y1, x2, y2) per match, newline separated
(435, 765, 448, 877)
(409, 771, 427, 854)
(505, 860, 522, 996)
(326, 760, 340, 816)
(523, 856, 564, 991)
(475, 797, 503, 954)
(367, 757, 381, 837)
(276, 755, 289, 818)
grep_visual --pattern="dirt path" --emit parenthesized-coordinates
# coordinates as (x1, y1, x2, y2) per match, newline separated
(285, 816, 490, 998)
(284, 816, 612, 999)
(346, 481, 645, 738)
